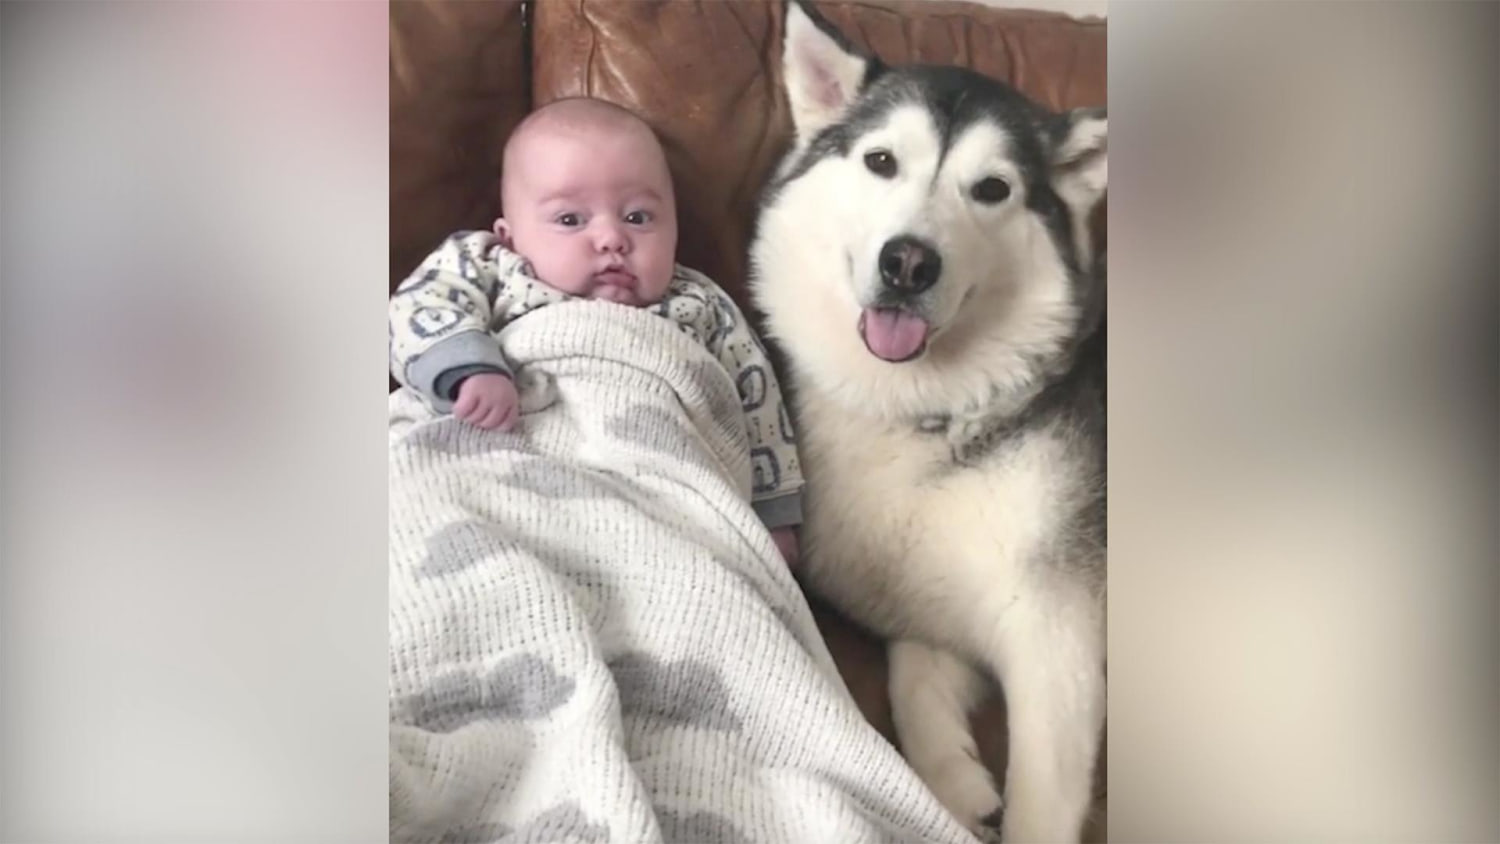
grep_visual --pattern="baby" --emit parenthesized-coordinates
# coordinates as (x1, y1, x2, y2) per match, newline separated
(389, 97, 802, 565)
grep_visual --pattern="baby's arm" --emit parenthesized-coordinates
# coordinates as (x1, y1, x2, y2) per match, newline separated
(752, 387, 805, 569)
(389, 231, 515, 415)
(695, 282, 807, 564)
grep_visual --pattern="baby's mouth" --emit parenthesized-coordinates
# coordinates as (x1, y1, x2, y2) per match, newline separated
(594, 268, 637, 288)
(592, 273, 640, 305)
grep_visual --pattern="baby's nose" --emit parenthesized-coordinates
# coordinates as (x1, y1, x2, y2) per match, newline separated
(595, 220, 628, 253)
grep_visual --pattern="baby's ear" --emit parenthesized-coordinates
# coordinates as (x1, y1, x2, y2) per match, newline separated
(491, 218, 513, 247)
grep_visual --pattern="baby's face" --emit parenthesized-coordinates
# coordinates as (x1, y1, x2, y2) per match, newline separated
(499, 126, 678, 306)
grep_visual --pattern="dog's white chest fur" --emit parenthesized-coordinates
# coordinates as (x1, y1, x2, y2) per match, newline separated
(796, 391, 1070, 655)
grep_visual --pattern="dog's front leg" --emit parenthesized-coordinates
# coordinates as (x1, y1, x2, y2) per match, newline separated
(889, 638, 1004, 841)
(989, 582, 1104, 844)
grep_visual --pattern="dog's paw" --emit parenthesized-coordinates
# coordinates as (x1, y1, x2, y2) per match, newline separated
(971, 805, 1005, 843)
(923, 758, 1004, 843)
(996, 796, 1086, 844)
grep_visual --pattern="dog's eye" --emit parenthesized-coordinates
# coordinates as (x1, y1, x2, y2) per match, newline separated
(864, 150, 898, 178)
(971, 177, 1011, 204)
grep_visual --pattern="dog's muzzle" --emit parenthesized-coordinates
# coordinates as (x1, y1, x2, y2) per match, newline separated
(859, 235, 940, 362)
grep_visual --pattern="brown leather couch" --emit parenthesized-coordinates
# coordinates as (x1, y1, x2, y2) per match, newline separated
(391, 1, 1106, 838)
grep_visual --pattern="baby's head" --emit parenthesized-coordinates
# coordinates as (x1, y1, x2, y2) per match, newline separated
(495, 98, 678, 307)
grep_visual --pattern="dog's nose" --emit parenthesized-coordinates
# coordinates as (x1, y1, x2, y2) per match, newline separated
(878, 236, 942, 294)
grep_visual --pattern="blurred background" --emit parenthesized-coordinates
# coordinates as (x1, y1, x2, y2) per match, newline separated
(1, 1, 1493, 841)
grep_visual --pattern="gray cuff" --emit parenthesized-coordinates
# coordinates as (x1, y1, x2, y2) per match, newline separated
(406, 330, 511, 412)
(753, 491, 804, 530)
(435, 364, 510, 403)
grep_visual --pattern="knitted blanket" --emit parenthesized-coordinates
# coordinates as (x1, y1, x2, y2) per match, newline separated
(387, 301, 975, 844)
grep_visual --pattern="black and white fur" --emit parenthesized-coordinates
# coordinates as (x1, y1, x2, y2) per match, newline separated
(749, 3, 1107, 842)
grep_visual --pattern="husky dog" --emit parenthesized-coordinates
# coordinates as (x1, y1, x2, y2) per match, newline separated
(748, 3, 1107, 842)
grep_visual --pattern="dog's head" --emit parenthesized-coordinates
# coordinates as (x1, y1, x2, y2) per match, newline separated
(751, 0, 1106, 419)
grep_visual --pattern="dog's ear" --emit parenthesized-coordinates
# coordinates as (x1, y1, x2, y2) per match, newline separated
(1051, 107, 1108, 210)
(783, 0, 871, 143)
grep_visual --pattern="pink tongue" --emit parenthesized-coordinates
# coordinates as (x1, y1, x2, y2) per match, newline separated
(860, 308, 929, 361)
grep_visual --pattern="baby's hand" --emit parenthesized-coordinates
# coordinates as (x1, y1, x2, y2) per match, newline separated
(453, 372, 520, 431)
(771, 527, 801, 569)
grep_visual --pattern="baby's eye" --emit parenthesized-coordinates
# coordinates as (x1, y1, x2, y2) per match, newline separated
(624, 210, 653, 225)
(555, 212, 583, 227)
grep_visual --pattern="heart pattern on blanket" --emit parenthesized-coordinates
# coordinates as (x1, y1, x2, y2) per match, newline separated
(655, 808, 750, 844)
(418, 519, 516, 578)
(505, 802, 608, 844)
(399, 653, 575, 732)
(499, 459, 651, 503)
(610, 652, 742, 732)
(604, 405, 703, 463)
(437, 801, 609, 844)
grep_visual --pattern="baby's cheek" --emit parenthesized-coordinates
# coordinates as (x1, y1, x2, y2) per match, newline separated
(640, 267, 675, 302)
